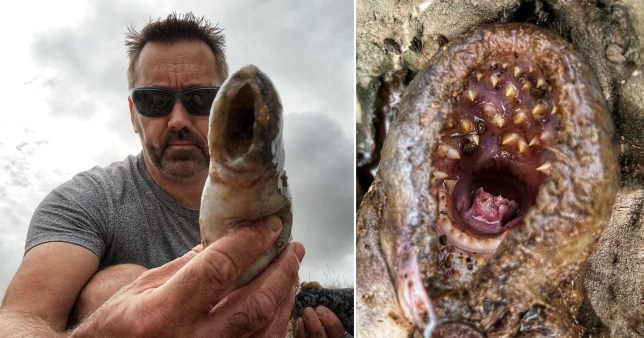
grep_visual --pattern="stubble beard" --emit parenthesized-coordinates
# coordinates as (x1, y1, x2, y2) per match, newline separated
(139, 126, 210, 180)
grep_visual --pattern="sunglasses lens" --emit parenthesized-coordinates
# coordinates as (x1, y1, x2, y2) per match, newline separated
(183, 88, 218, 116)
(132, 89, 174, 117)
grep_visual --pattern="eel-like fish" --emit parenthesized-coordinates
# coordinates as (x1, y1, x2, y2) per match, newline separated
(199, 64, 292, 287)
(357, 23, 620, 337)
(199, 65, 355, 335)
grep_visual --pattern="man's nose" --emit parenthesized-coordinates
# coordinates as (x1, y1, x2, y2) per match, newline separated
(167, 100, 193, 130)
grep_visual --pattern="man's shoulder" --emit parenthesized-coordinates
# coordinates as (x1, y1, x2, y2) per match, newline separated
(51, 153, 143, 198)
(74, 154, 141, 183)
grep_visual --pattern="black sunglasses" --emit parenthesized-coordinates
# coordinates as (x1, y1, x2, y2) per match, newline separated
(130, 86, 220, 117)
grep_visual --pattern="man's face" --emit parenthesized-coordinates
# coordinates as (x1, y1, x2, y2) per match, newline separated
(129, 40, 221, 180)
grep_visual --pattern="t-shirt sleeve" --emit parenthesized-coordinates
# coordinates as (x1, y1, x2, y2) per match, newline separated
(25, 171, 110, 259)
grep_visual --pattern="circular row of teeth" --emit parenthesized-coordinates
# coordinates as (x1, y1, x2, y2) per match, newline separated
(461, 91, 556, 126)
(435, 187, 504, 254)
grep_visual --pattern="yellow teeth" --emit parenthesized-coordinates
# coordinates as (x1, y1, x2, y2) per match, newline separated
(532, 102, 548, 119)
(536, 162, 552, 175)
(518, 139, 528, 153)
(513, 110, 527, 125)
(438, 144, 461, 160)
(536, 78, 546, 88)
(502, 132, 520, 146)
(502, 133, 528, 153)
(490, 74, 500, 88)
(521, 82, 531, 91)
(464, 89, 477, 102)
(502, 62, 509, 70)
(476, 72, 484, 81)
(492, 114, 506, 128)
(529, 136, 540, 147)
(431, 171, 449, 183)
(444, 179, 457, 194)
(459, 119, 474, 134)
(551, 105, 558, 115)
(467, 134, 480, 145)
(504, 84, 517, 99)
(513, 66, 522, 77)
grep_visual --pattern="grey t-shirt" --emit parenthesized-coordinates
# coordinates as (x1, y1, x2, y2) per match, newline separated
(25, 152, 200, 269)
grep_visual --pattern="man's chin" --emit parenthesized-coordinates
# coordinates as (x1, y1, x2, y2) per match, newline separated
(160, 153, 208, 178)
(160, 158, 208, 179)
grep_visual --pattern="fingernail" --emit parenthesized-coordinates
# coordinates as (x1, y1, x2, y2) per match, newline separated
(315, 305, 330, 317)
(303, 307, 316, 320)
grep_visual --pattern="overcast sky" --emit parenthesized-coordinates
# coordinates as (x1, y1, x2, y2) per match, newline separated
(0, 0, 354, 296)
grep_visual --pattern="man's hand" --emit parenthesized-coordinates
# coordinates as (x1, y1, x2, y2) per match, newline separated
(296, 306, 346, 338)
(71, 215, 304, 337)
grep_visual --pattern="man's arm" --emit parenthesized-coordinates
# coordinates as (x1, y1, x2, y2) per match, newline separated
(0, 242, 99, 336)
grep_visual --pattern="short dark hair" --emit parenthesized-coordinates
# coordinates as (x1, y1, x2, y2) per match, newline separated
(125, 12, 229, 88)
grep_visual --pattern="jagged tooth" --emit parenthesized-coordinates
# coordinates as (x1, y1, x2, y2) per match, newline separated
(502, 132, 519, 146)
(490, 60, 499, 69)
(431, 171, 449, 183)
(502, 62, 509, 70)
(528, 65, 535, 73)
(438, 144, 461, 160)
(492, 114, 506, 128)
(518, 138, 528, 153)
(467, 134, 480, 145)
(464, 89, 477, 103)
(536, 78, 546, 88)
(444, 179, 457, 194)
(550, 105, 558, 115)
(446, 148, 461, 160)
(536, 162, 552, 175)
(532, 102, 547, 119)
(513, 66, 522, 77)
(513, 111, 527, 125)
(529, 136, 540, 146)
(476, 72, 484, 81)
(459, 118, 474, 134)
(490, 74, 500, 88)
(504, 84, 517, 99)
(521, 81, 531, 91)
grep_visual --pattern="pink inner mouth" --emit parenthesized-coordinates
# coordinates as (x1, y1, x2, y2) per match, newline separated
(463, 187, 518, 235)
(433, 54, 556, 241)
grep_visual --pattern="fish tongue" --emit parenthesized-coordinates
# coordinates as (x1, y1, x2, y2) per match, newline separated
(463, 187, 518, 234)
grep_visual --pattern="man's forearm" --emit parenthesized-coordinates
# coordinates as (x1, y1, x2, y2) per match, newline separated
(0, 309, 69, 338)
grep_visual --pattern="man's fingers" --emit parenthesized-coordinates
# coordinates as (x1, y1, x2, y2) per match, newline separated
(314, 306, 346, 338)
(298, 306, 346, 338)
(253, 243, 304, 337)
(300, 307, 325, 337)
(131, 245, 203, 290)
(200, 241, 304, 337)
(161, 215, 283, 318)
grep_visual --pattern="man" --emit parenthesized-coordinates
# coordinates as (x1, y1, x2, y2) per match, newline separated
(0, 13, 345, 337)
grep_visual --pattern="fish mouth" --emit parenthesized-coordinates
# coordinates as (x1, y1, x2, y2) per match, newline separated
(433, 54, 555, 253)
(224, 83, 255, 158)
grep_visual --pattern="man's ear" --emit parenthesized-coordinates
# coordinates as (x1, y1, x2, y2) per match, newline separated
(128, 97, 139, 134)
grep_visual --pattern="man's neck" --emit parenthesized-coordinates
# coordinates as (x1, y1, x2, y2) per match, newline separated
(142, 155, 207, 210)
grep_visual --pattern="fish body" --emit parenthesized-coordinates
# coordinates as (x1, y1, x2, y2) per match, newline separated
(199, 64, 292, 287)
